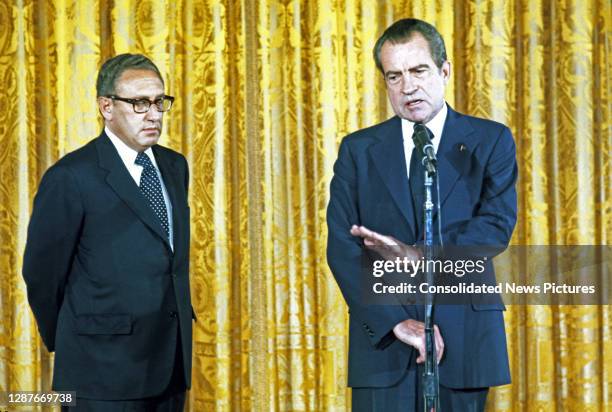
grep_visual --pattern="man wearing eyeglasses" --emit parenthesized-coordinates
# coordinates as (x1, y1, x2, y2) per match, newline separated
(23, 54, 193, 411)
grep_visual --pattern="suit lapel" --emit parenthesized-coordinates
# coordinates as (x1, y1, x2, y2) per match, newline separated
(95, 133, 172, 251)
(393, 107, 478, 241)
(436, 107, 477, 208)
(368, 117, 417, 238)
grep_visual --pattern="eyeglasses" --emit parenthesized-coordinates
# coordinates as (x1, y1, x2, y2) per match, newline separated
(106, 95, 175, 113)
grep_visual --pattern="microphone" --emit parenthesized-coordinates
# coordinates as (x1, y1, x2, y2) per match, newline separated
(412, 123, 437, 175)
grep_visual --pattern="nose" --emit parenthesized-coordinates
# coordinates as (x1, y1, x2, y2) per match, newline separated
(400, 73, 418, 95)
(145, 105, 163, 121)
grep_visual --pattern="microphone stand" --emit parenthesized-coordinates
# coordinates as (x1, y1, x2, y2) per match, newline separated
(422, 163, 440, 412)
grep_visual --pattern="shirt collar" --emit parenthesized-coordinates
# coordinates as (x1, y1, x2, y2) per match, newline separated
(401, 102, 448, 141)
(105, 126, 156, 168)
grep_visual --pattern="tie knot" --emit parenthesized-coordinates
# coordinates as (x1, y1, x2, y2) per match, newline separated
(135, 152, 154, 169)
(413, 123, 434, 140)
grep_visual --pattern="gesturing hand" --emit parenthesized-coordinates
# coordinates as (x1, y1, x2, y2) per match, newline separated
(350, 225, 422, 262)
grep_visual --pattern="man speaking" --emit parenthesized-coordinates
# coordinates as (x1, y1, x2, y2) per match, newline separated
(327, 18, 517, 411)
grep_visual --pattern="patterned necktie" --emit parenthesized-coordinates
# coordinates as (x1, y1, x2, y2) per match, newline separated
(135, 152, 170, 238)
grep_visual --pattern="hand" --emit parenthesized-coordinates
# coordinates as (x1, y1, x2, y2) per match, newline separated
(393, 319, 444, 364)
(350, 225, 422, 262)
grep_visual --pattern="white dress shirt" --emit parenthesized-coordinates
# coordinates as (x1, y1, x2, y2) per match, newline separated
(401, 102, 447, 179)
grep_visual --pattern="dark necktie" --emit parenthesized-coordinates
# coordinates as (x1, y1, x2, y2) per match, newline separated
(135, 152, 170, 238)
(409, 125, 434, 239)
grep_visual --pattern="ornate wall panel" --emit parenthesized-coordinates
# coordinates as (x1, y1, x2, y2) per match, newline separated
(0, 0, 609, 410)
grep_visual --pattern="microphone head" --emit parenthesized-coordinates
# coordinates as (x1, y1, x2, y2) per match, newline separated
(412, 123, 433, 152)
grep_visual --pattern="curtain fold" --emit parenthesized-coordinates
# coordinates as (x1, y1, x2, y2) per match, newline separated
(0, 1, 609, 410)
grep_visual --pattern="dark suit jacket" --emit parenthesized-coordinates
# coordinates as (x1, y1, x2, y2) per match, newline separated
(23, 132, 193, 400)
(327, 106, 517, 389)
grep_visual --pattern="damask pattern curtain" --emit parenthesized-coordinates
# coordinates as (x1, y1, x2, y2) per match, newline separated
(0, 0, 609, 411)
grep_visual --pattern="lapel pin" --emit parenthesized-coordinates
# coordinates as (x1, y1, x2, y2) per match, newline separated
(459, 143, 466, 152)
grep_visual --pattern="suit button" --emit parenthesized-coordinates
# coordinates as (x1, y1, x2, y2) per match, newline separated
(170, 273, 177, 279)
(169, 311, 178, 318)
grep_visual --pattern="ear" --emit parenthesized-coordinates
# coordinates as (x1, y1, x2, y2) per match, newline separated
(441, 61, 451, 84)
(98, 96, 113, 120)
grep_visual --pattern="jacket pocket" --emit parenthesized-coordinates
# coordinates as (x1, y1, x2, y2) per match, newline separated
(75, 314, 133, 335)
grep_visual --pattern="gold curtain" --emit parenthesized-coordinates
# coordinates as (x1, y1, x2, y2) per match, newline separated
(0, 0, 610, 411)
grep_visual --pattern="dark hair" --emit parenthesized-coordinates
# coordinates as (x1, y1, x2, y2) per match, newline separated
(96, 53, 164, 96)
(373, 18, 447, 73)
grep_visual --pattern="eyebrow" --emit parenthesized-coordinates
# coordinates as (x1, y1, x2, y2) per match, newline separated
(409, 64, 431, 71)
(384, 64, 431, 76)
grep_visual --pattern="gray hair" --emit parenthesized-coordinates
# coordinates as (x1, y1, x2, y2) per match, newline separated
(96, 53, 164, 96)
(373, 18, 447, 73)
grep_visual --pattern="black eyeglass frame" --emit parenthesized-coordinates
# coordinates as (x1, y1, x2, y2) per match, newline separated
(106, 95, 175, 113)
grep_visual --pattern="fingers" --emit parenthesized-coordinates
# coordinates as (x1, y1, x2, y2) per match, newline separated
(350, 225, 378, 240)
(434, 325, 444, 364)
(393, 319, 427, 364)
(415, 333, 426, 364)
(411, 324, 444, 365)
(350, 225, 398, 246)
(392, 320, 443, 365)
(416, 347, 426, 364)
(369, 232, 397, 246)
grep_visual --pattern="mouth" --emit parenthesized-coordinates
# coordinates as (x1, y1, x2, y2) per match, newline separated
(142, 127, 160, 134)
(405, 99, 424, 108)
